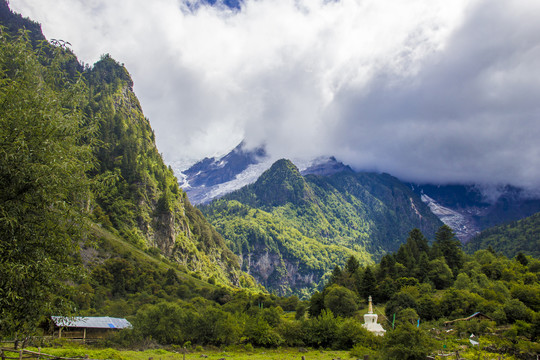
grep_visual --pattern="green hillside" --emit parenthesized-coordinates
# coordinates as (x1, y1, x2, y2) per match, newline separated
(0, 3, 257, 339)
(465, 211, 540, 258)
(84, 54, 244, 287)
(202, 159, 443, 295)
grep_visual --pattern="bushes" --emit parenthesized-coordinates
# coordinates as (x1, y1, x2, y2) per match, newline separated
(380, 322, 436, 360)
(125, 298, 382, 351)
(303, 310, 340, 348)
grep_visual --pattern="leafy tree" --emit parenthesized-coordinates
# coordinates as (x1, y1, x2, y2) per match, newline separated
(244, 316, 283, 347)
(385, 292, 417, 320)
(510, 284, 540, 312)
(308, 291, 325, 318)
(380, 322, 436, 360)
(324, 284, 358, 317)
(427, 258, 454, 289)
(335, 318, 379, 350)
(135, 301, 192, 344)
(375, 277, 397, 303)
(0, 30, 94, 342)
(304, 309, 339, 348)
(416, 295, 441, 321)
(395, 308, 420, 327)
(503, 298, 534, 323)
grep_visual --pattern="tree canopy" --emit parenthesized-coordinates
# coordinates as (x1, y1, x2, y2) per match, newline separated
(0, 29, 94, 340)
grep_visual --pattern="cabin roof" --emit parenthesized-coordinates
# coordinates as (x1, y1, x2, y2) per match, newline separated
(444, 312, 493, 326)
(51, 316, 132, 329)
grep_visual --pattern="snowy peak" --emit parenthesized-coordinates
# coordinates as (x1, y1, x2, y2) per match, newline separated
(182, 142, 267, 188)
(179, 142, 270, 204)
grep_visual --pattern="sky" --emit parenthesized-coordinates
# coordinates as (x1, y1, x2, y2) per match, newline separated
(10, 0, 540, 192)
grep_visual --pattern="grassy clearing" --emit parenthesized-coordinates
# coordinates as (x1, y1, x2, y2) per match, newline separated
(27, 346, 354, 360)
(25, 344, 525, 360)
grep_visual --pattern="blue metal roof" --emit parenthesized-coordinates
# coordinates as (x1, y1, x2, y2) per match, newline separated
(51, 316, 132, 329)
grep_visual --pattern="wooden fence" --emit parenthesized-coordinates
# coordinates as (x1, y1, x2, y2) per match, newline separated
(0, 348, 100, 360)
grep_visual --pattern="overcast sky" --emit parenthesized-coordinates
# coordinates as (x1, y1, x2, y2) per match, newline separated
(10, 0, 540, 192)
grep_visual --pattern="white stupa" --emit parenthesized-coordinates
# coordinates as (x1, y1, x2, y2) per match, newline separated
(362, 296, 386, 336)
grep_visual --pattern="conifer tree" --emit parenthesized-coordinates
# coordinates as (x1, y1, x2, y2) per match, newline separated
(360, 266, 376, 299)
(433, 225, 463, 276)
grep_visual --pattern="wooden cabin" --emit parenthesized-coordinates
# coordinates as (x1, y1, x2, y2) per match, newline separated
(51, 316, 132, 340)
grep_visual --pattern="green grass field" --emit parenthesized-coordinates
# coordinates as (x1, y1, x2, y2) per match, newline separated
(26, 347, 354, 360)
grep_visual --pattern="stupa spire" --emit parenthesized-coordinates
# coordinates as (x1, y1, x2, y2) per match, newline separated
(363, 295, 386, 336)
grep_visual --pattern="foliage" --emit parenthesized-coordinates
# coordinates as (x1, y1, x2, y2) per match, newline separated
(84, 53, 243, 286)
(202, 160, 442, 295)
(1, 6, 538, 359)
(0, 28, 93, 341)
(321, 225, 539, 355)
(466, 211, 540, 258)
(380, 322, 436, 360)
(323, 284, 358, 318)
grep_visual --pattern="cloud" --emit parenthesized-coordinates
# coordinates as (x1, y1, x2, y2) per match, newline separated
(10, 0, 540, 190)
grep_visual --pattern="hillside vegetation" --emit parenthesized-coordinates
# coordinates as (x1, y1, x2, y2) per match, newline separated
(202, 159, 442, 295)
(0, 3, 255, 342)
(79, 226, 539, 359)
(1, 4, 538, 358)
(85, 54, 243, 286)
(465, 211, 540, 258)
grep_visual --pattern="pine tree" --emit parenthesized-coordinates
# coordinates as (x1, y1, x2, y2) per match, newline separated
(433, 225, 463, 276)
(360, 266, 376, 299)
(344, 255, 360, 275)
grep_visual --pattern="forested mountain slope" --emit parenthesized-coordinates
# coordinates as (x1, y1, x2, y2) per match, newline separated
(465, 211, 540, 258)
(0, 0, 249, 299)
(85, 55, 244, 286)
(201, 159, 443, 295)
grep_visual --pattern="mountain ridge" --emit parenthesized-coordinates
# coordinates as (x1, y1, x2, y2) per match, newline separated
(201, 158, 443, 295)
(182, 142, 540, 242)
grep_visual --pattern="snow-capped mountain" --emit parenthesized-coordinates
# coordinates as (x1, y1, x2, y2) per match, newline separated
(178, 142, 271, 204)
(177, 142, 540, 242)
(177, 143, 356, 205)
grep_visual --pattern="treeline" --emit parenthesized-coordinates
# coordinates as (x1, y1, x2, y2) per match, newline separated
(310, 225, 539, 342)
(87, 225, 538, 356)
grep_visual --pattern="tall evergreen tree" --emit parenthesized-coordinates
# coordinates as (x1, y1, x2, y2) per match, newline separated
(344, 255, 360, 275)
(432, 225, 463, 276)
(360, 266, 376, 299)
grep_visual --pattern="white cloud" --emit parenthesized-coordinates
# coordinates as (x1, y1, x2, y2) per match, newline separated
(10, 0, 540, 190)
